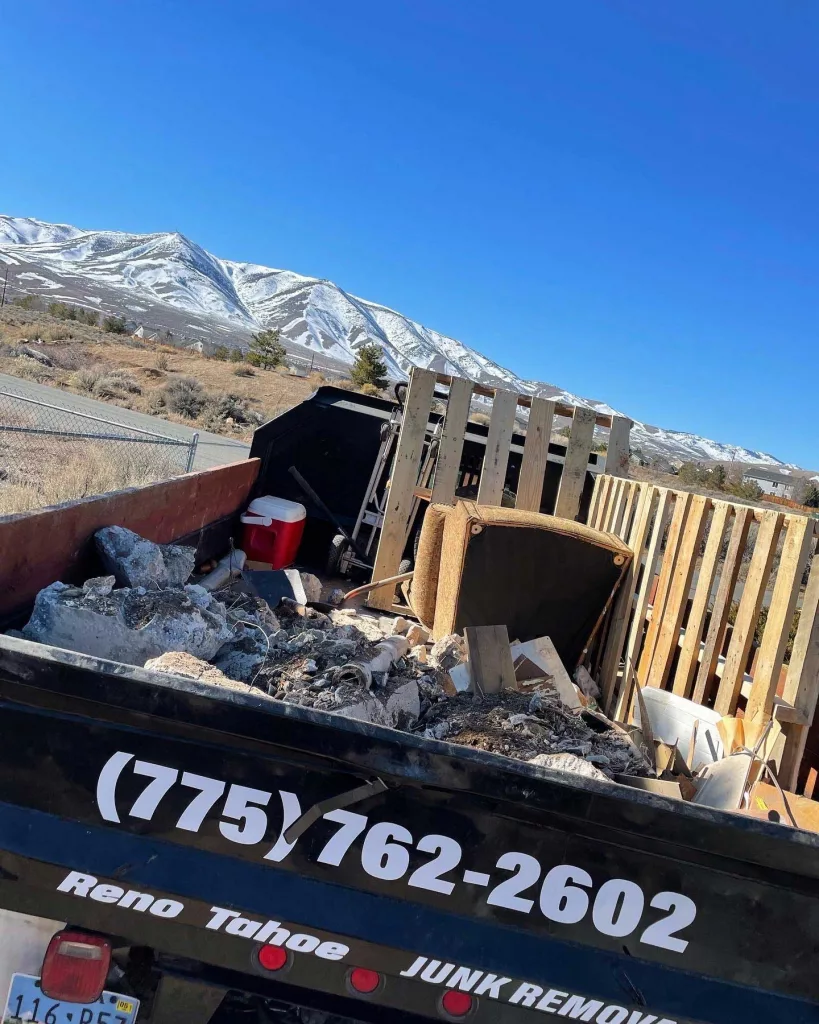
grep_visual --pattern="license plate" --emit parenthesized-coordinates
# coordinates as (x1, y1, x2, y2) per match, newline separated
(3, 974, 139, 1024)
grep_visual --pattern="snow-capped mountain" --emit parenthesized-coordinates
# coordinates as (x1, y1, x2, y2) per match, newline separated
(0, 214, 790, 468)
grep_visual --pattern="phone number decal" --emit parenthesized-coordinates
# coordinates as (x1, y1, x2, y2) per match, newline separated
(96, 751, 697, 954)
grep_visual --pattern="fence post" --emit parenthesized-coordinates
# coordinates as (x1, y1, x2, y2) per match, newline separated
(186, 433, 199, 473)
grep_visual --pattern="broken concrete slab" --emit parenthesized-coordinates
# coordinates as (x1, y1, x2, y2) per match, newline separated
(405, 623, 430, 647)
(212, 628, 270, 683)
(429, 633, 466, 672)
(144, 651, 234, 686)
(528, 752, 611, 782)
(95, 526, 195, 590)
(333, 677, 420, 730)
(410, 644, 428, 664)
(23, 581, 233, 666)
(300, 573, 323, 603)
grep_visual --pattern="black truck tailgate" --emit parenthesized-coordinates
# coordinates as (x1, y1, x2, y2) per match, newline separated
(0, 635, 817, 1024)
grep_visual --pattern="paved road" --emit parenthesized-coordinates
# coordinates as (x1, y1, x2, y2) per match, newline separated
(0, 373, 251, 471)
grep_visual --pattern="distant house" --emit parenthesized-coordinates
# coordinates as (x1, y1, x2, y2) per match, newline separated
(743, 467, 796, 499)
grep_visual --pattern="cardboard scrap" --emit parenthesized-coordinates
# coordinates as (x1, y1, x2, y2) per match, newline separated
(744, 781, 819, 832)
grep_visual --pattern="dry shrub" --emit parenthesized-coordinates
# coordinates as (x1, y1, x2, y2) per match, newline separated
(92, 369, 142, 399)
(201, 392, 262, 430)
(0, 443, 180, 516)
(50, 345, 94, 372)
(70, 366, 103, 392)
(307, 371, 327, 387)
(155, 352, 170, 371)
(158, 377, 205, 418)
(232, 365, 254, 377)
(14, 356, 56, 383)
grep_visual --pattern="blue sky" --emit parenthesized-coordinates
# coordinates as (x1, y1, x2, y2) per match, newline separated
(1, 1, 817, 466)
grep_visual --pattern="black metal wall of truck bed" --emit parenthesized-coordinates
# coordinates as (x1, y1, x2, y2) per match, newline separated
(248, 386, 600, 567)
(0, 636, 817, 1024)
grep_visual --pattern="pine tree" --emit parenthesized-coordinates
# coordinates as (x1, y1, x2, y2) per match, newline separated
(709, 465, 727, 490)
(803, 484, 819, 509)
(350, 343, 389, 390)
(247, 328, 286, 369)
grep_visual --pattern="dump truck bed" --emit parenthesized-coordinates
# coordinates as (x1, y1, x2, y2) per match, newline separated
(1, 633, 818, 1024)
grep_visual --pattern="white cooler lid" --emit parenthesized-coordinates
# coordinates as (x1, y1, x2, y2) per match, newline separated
(245, 495, 306, 523)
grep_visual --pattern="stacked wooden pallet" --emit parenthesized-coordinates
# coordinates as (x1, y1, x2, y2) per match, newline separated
(367, 367, 632, 611)
(591, 475, 819, 790)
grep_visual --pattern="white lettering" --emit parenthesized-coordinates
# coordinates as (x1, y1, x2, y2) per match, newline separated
(90, 884, 124, 904)
(474, 974, 511, 999)
(627, 1014, 658, 1024)
(206, 906, 240, 931)
(537, 989, 568, 1012)
(118, 891, 154, 912)
(446, 967, 484, 992)
(226, 916, 263, 938)
(315, 941, 349, 961)
(596, 1009, 628, 1024)
(255, 921, 291, 945)
(510, 982, 543, 1007)
(558, 996, 604, 1020)
(57, 871, 97, 896)
(286, 934, 319, 953)
(400, 957, 427, 978)
(149, 898, 184, 918)
(421, 961, 455, 984)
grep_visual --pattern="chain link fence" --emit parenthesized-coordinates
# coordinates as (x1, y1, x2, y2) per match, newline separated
(0, 384, 197, 514)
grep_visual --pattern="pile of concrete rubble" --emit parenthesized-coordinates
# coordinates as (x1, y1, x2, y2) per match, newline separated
(16, 527, 648, 783)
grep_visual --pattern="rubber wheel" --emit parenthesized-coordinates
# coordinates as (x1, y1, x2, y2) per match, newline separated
(326, 534, 349, 576)
(398, 558, 413, 575)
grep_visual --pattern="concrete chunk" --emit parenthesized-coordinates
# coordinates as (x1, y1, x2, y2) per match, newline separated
(144, 651, 233, 687)
(334, 677, 420, 730)
(95, 526, 195, 590)
(405, 623, 430, 647)
(429, 633, 466, 672)
(23, 581, 232, 666)
(528, 752, 610, 782)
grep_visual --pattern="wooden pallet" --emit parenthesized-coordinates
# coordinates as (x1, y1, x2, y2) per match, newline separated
(592, 475, 819, 790)
(367, 367, 632, 611)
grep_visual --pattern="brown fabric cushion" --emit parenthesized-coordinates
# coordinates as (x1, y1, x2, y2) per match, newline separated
(432, 500, 632, 669)
(408, 503, 450, 628)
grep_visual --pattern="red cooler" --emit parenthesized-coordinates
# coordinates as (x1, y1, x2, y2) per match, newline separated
(240, 495, 306, 569)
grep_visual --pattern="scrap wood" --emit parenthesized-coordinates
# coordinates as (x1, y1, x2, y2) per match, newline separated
(655, 741, 692, 779)
(633, 684, 657, 773)
(716, 716, 745, 756)
(614, 775, 687, 800)
(464, 625, 516, 696)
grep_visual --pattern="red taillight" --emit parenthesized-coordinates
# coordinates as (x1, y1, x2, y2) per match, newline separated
(441, 989, 474, 1018)
(348, 967, 381, 994)
(41, 931, 111, 1003)
(257, 945, 288, 972)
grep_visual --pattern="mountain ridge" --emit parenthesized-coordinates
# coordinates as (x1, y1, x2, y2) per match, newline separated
(0, 214, 791, 468)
